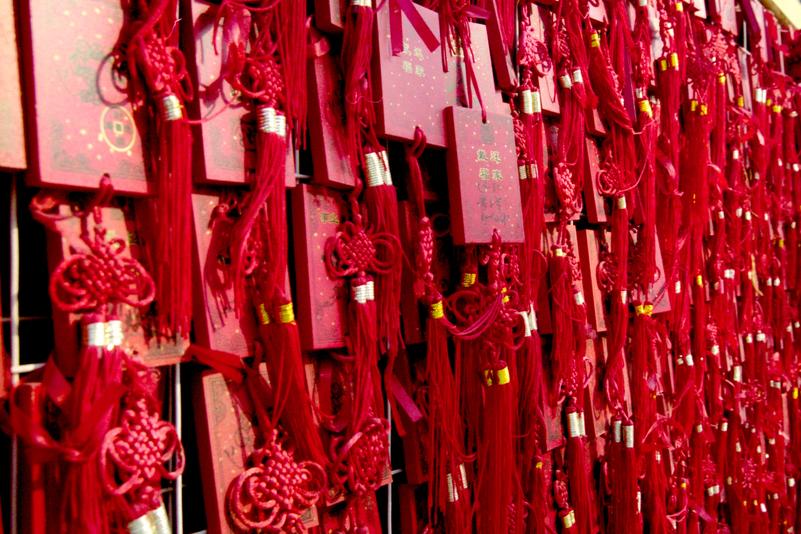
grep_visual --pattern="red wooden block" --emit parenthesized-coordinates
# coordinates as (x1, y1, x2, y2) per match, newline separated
(291, 184, 347, 351)
(0, 0, 25, 170)
(583, 137, 607, 224)
(191, 193, 256, 357)
(18, 0, 148, 193)
(749, 0, 768, 62)
(486, 0, 518, 91)
(692, 0, 707, 19)
(445, 106, 524, 244)
(373, 2, 447, 147)
(372, 2, 504, 148)
(308, 49, 357, 189)
(47, 204, 187, 376)
(589, 0, 608, 26)
(194, 370, 319, 534)
(708, 0, 737, 35)
(182, 0, 249, 185)
(575, 228, 607, 335)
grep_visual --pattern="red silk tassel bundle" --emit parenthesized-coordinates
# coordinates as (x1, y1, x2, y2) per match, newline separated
(231, 106, 288, 311)
(564, 403, 595, 534)
(341, 0, 376, 166)
(252, 289, 328, 468)
(363, 148, 403, 356)
(549, 244, 576, 398)
(425, 306, 472, 532)
(114, 0, 193, 337)
(477, 350, 516, 533)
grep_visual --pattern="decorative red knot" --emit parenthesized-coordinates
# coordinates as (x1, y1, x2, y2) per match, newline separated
(244, 55, 284, 107)
(324, 220, 399, 279)
(331, 417, 390, 496)
(519, 28, 552, 78)
(227, 431, 326, 533)
(101, 395, 184, 518)
(137, 34, 190, 101)
(553, 162, 582, 217)
(50, 225, 155, 312)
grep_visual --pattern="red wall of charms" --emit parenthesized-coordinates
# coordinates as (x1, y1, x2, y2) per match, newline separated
(2, 0, 801, 533)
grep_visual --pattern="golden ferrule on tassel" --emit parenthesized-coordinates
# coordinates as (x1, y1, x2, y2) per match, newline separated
(613, 420, 622, 443)
(559, 73, 572, 89)
(353, 281, 374, 304)
(616, 196, 627, 210)
(279, 302, 295, 324)
(446, 472, 459, 502)
(127, 514, 155, 534)
(571, 69, 583, 85)
(562, 510, 576, 529)
(590, 32, 600, 48)
(483, 366, 510, 386)
(160, 94, 183, 122)
(669, 52, 679, 69)
(520, 89, 534, 115)
(430, 300, 444, 319)
(85, 321, 107, 347)
(462, 272, 476, 287)
(127, 506, 171, 534)
(567, 411, 582, 438)
(258, 303, 270, 325)
(257, 106, 286, 137)
(106, 319, 123, 349)
(365, 151, 387, 187)
(518, 164, 529, 181)
(148, 504, 171, 534)
(352, 0, 372, 6)
(623, 424, 634, 448)
(638, 99, 653, 118)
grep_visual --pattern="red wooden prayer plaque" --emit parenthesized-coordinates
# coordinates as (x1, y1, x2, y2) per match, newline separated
(47, 205, 187, 375)
(445, 106, 524, 244)
(308, 50, 357, 189)
(183, 0, 249, 185)
(0, 0, 25, 170)
(291, 184, 347, 351)
(194, 369, 319, 534)
(19, 0, 148, 193)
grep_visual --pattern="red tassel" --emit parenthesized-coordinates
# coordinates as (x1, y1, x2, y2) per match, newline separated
(252, 292, 328, 468)
(564, 403, 595, 534)
(425, 306, 472, 532)
(477, 353, 516, 534)
(549, 245, 576, 398)
(231, 107, 288, 314)
(341, 2, 376, 166)
(363, 149, 402, 356)
(153, 104, 193, 337)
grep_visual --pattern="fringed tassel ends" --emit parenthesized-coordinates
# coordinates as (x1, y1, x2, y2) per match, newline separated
(155, 94, 193, 337)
